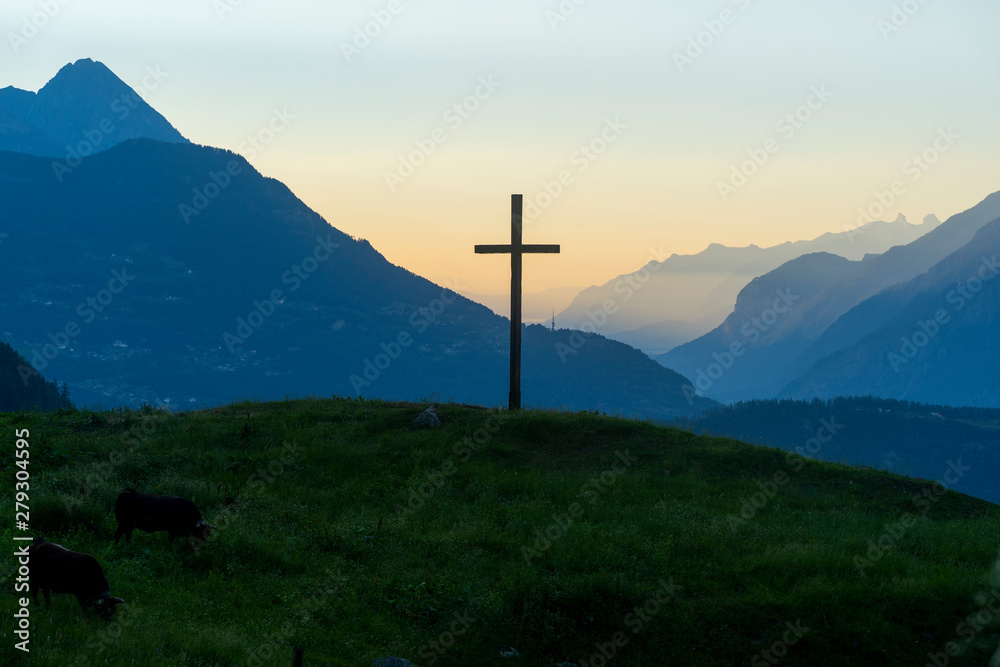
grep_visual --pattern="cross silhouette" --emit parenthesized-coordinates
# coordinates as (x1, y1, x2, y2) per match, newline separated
(475, 194, 560, 409)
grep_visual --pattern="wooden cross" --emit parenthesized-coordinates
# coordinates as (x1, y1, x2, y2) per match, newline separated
(475, 194, 560, 410)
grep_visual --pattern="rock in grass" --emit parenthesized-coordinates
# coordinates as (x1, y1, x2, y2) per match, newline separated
(413, 405, 442, 428)
(499, 646, 522, 659)
(372, 658, 414, 667)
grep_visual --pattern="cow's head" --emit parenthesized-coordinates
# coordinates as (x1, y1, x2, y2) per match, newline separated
(92, 593, 125, 620)
(190, 519, 217, 548)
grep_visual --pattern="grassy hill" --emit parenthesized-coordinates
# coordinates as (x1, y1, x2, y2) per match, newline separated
(3, 398, 1000, 666)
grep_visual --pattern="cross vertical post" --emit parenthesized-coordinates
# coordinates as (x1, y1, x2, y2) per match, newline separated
(475, 194, 560, 410)
(510, 195, 523, 411)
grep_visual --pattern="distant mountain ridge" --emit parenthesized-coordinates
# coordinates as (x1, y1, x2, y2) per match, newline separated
(657, 191, 1000, 407)
(778, 216, 1000, 406)
(0, 59, 187, 159)
(557, 213, 940, 355)
(658, 252, 860, 401)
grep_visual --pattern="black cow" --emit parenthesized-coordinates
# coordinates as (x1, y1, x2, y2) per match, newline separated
(114, 489, 217, 547)
(29, 538, 124, 619)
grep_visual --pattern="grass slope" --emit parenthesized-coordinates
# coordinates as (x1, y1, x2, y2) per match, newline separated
(3, 398, 1000, 666)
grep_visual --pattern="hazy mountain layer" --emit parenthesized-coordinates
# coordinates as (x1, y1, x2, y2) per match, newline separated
(780, 218, 1000, 406)
(558, 214, 940, 354)
(659, 191, 1000, 406)
(656, 253, 859, 402)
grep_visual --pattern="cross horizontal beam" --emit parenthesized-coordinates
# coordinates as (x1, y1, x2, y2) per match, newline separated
(475, 244, 561, 254)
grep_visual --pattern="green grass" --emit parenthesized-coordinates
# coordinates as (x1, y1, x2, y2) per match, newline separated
(3, 397, 1000, 666)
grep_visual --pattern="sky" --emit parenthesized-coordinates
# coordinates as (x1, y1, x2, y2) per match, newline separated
(4, 0, 1000, 303)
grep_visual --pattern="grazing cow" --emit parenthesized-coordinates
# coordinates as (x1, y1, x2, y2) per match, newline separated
(114, 489, 217, 547)
(29, 538, 124, 619)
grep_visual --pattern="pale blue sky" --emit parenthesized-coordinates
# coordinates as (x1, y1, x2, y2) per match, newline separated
(4, 0, 999, 295)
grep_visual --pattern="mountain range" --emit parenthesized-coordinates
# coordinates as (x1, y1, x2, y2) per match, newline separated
(780, 216, 1000, 405)
(0, 60, 714, 420)
(557, 214, 940, 355)
(4, 58, 996, 417)
(659, 192, 1000, 406)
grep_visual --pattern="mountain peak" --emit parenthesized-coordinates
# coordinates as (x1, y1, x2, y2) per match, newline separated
(49, 58, 117, 86)
(893, 213, 909, 225)
(0, 58, 188, 157)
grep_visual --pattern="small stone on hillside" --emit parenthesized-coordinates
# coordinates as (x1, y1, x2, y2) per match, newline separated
(413, 405, 441, 428)
(372, 658, 414, 667)
(499, 646, 522, 659)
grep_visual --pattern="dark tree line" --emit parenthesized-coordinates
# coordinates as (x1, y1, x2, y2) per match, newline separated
(0, 341, 73, 412)
(674, 396, 1000, 504)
